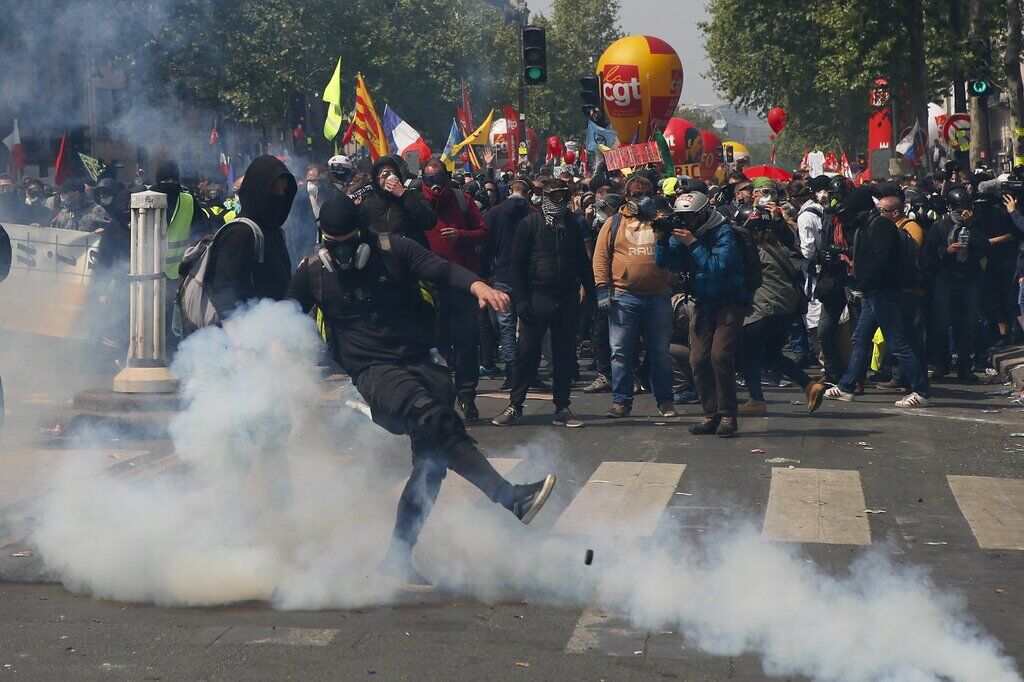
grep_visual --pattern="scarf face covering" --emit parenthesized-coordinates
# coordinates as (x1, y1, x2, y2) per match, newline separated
(542, 195, 568, 226)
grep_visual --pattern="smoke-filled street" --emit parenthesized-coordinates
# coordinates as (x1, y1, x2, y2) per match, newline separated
(1, 335, 1022, 679)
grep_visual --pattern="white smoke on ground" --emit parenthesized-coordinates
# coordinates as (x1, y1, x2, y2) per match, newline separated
(32, 301, 1021, 682)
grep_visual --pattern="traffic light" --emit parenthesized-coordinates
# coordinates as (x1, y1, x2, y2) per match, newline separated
(724, 144, 735, 164)
(579, 75, 604, 122)
(968, 79, 994, 97)
(522, 26, 547, 85)
(715, 145, 725, 163)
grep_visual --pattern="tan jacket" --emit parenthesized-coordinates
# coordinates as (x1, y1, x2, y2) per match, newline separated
(592, 209, 670, 296)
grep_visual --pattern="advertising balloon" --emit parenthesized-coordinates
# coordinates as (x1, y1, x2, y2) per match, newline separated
(562, 150, 577, 166)
(596, 35, 684, 144)
(546, 136, 563, 163)
(699, 130, 724, 181)
(723, 140, 750, 163)
(662, 118, 703, 167)
(767, 107, 787, 134)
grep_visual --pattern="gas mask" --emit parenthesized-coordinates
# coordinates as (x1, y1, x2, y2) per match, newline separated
(321, 232, 371, 273)
(815, 190, 829, 204)
(422, 173, 445, 191)
(306, 181, 319, 198)
(626, 194, 657, 219)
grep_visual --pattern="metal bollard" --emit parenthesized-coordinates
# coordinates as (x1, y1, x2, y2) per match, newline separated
(113, 191, 179, 394)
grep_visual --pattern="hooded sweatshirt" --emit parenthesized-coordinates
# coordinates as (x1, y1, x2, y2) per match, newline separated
(358, 154, 436, 250)
(208, 155, 296, 318)
(592, 208, 670, 296)
(422, 185, 488, 273)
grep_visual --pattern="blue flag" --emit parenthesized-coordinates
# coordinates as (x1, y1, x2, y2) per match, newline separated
(440, 119, 465, 171)
(586, 119, 618, 151)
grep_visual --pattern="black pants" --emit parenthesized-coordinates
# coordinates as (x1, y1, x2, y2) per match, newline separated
(438, 288, 480, 404)
(511, 293, 579, 409)
(741, 314, 814, 402)
(931, 277, 979, 372)
(668, 343, 694, 393)
(353, 361, 514, 558)
(591, 302, 612, 377)
(816, 295, 847, 382)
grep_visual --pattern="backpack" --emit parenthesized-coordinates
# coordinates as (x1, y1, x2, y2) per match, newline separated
(730, 223, 763, 296)
(895, 217, 924, 290)
(176, 217, 264, 330)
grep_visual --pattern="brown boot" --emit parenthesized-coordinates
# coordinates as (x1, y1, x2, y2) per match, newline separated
(688, 415, 721, 435)
(738, 400, 767, 415)
(804, 382, 826, 414)
(716, 415, 738, 438)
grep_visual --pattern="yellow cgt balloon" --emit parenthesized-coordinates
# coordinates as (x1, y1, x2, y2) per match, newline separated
(597, 35, 684, 144)
(722, 140, 750, 162)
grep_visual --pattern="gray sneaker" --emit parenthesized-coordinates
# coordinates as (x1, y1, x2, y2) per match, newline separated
(552, 408, 584, 428)
(491, 404, 522, 426)
(657, 400, 677, 417)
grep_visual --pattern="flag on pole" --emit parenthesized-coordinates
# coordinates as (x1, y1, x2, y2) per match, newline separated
(455, 108, 480, 170)
(53, 132, 72, 186)
(503, 106, 520, 171)
(585, 119, 618, 151)
(3, 119, 25, 178)
(449, 109, 494, 158)
(381, 104, 432, 164)
(323, 57, 344, 141)
(219, 153, 229, 177)
(460, 82, 474, 133)
(209, 121, 220, 146)
(440, 119, 466, 171)
(896, 122, 923, 163)
(78, 153, 106, 182)
(352, 74, 389, 160)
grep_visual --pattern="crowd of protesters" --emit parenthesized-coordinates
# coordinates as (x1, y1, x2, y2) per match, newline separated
(3, 147, 1022, 438)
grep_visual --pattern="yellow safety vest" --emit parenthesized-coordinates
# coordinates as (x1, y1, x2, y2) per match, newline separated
(165, 192, 195, 280)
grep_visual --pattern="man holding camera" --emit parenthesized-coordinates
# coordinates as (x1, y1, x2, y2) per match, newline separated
(656, 192, 748, 437)
(593, 175, 676, 419)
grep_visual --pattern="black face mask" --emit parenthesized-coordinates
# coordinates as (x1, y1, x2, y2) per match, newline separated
(269, 194, 291, 224)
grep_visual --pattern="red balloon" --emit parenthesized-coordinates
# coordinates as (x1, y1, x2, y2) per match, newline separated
(662, 118, 704, 167)
(698, 130, 723, 181)
(562, 150, 577, 165)
(767, 107, 787, 134)
(769, 133, 776, 140)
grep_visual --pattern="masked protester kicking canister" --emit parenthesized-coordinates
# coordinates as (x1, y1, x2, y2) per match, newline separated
(286, 194, 556, 592)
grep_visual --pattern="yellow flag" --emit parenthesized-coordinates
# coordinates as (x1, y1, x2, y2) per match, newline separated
(322, 57, 343, 141)
(450, 109, 494, 157)
(353, 73, 389, 161)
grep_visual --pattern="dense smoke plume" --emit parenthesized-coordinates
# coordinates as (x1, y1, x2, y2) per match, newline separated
(29, 301, 1021, 681)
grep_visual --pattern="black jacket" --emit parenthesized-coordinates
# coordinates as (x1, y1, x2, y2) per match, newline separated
(208, 155, 296, 318)
(851, 212, 901, 297)
(357, 154, 436, 250)
(511, 212, 595, 302)
(483, 194, 533, 282)
(287, 234, 480, 376)
(924, 215, 990, 282)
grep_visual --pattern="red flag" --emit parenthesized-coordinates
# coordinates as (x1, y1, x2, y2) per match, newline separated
(3, 119, 25, 178)
(503, 105, 520, 171)
(461, 83, 474, 133)
(54, 132, 72, 186)
(209, 122, 220, 146)
(340, 119, 356, 146)
(456, 107, 472, 139)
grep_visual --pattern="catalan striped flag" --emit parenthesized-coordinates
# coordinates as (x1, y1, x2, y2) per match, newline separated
(353, 73, 389, 161)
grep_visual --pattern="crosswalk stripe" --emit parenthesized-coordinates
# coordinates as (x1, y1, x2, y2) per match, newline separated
(762, 467, 871, 545)
(551, 462, 686, 536)
(947, 475, 1024, 550)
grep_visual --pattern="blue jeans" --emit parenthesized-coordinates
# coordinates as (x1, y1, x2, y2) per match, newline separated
(493, 281, 517, 376)
(608, 291, 674, 405)
(839, 293, 928, 396)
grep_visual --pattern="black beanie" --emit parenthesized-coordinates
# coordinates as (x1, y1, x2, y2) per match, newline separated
(317, 194, 361, 238)
(155, 160, 180, 183)
(839, 186, 876, 215)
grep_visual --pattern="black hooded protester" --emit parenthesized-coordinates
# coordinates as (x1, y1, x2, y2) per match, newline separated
(205, 155, 296, 319)
(286, 193, 556, 592)
(358, 153, 436, 250)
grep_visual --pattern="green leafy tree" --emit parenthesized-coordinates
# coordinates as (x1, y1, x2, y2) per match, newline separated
(676, 106, 715, 130)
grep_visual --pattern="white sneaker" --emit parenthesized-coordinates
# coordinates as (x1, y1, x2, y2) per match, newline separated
(895, 392, 930, 408)
(824, 386, 854, 401)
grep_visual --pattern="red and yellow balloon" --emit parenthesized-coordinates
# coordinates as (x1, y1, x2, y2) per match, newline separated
(662, 118, 703, 175)
(597, 35, 684, 144)
(699, 130, 724, 181)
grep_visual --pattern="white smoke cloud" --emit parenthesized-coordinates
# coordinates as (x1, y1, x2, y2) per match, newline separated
(30, 301, 1022, 681)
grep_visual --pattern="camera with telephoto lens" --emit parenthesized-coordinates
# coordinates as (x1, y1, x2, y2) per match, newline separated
(813, 243, 851, 277)
(976, 178, 1024, 199)
(651, 212, 682, 239)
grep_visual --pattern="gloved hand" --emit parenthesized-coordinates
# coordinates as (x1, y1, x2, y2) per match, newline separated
(596, 290, 612, 313)
(516, 300, 533, 322)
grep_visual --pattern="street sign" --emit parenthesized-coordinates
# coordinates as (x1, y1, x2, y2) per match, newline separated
(942, 113, 971, 150)
(518, 142, 528, 157)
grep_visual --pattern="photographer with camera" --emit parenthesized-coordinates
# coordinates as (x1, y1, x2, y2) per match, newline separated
(655, 192, 749, 437)
(593, 175, 676, 419)
(824, 188, 930, 407)
(924, 187, 989, 382)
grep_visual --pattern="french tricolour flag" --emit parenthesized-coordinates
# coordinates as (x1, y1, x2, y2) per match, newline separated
(382, 105, 431, 164)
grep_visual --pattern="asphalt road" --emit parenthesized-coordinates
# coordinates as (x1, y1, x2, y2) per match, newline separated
(0, 371, 1022, 681)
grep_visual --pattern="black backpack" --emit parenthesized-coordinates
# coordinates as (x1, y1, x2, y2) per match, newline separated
(731, 223, 763, 296)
